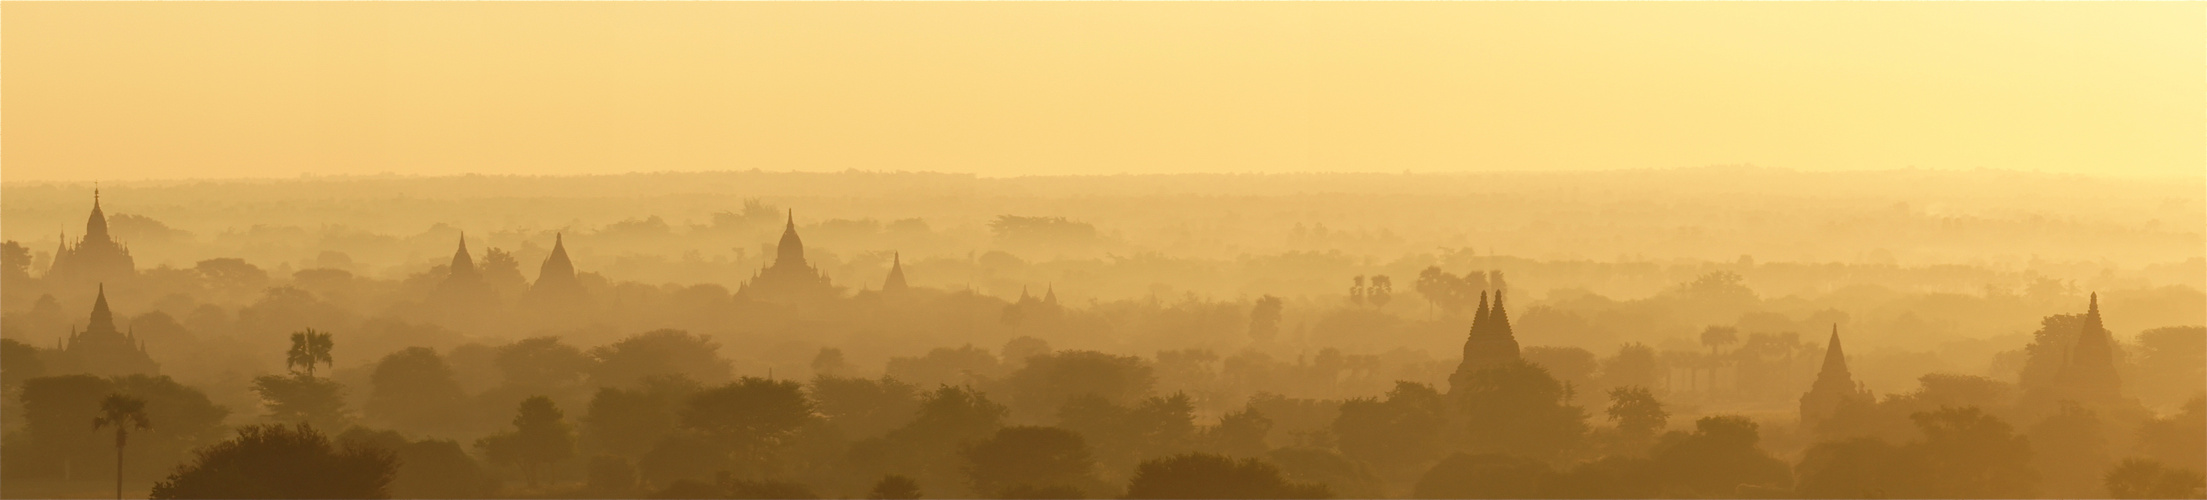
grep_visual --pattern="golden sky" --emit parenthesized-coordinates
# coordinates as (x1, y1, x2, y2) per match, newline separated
(3, 2, 2200, 181)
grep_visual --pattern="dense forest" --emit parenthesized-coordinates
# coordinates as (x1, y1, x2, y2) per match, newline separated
(1, 169, 2201, 499)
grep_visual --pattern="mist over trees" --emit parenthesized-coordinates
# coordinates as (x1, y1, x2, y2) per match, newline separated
(1, 170, 2202, 498)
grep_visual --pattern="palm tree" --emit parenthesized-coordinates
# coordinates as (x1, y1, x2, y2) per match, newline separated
(92, 393, 151, 500)
(287, 328, 334, 378)
(1699, 326, 1740, 394)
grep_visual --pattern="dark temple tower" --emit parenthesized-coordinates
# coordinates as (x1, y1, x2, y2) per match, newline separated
(58, 284, 159, 376)
(1449, 275, 1524, 395)
(1798, 325, 1872, 430)
(48, 189, 137, 286)
(739, 211, 835, 301)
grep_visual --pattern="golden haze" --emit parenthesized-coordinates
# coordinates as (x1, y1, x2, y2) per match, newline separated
(3, 2, 2201, 181)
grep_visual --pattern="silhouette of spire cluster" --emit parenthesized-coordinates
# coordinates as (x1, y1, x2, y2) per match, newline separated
(59, 284, 160, 376)
(1448, 271, 1521, 393)
(741, 210, 834, 300)
(49, 188, 136, 285)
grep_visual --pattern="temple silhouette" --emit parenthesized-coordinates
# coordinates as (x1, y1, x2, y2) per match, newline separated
(2038, 293, 2129, 411)
(524, 233, 588, 307)
(1447, 272, 1520, 395)
(47, 189, 136, 286)
(738, 211, 835, 301)
(1797, 324, 1871, 430)
(55, 284, 159, 376)
(881, 252, 909, 292)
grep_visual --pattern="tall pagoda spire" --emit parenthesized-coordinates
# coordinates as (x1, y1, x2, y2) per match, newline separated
(87, 283, 116, 333)
(539, 233, 574, 281)
(1449, 276, 1524, 395)
(85, 186, 111, 244)
(2053, 292, 2123, 405)
(883, 252, 908, 291)
(449, 234, 478, 278)
(775, 210, 807, 267)
(1800, 324, 1871, 430)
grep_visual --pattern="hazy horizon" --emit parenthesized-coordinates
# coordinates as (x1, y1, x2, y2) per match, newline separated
(2, 3, 2201, 500)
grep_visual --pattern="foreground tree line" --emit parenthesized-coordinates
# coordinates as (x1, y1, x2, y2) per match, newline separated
(7, 324, 2201, 500)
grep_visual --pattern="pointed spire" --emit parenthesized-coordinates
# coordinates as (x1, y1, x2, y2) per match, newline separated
(88, 283, 116, 333)
(1490, 283, 1512, 338)
(2059, 292, 2123, 401)
(1820, 324, 1849, 379)
(883, 252, 909, 291)
(774, 210, 807, 268)
(535, 232, 577, 289)
(1472, 290, 1490, 333)
(84, 187, 112, 244)
(449, 233, 478, 278)
(1044, 284, 1058, 305)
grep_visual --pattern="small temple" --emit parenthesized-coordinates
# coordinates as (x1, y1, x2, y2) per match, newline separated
(739, 211, 835, 300)
(48, 189, 137, 286)
(57, 284, 159, 377)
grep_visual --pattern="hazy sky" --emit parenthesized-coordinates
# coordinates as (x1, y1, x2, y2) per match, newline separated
(3, 2, 2200, 182)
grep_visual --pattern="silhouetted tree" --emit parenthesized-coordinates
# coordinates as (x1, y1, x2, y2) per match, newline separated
(719, 475, 820, 499)
(810, 375, 921, 440)
(13, 374, 229, 489)
(1606, 385, 1668, 452)
(286, 329, 334, 378)
(1200, 407, 1274, 458)
(1123, 453, 1330, 499)
(1264, 448, 1385, 499)
(1412, 453, 1556, 499)
(0, 338, 45, 401)
(363, 347, 468, 436)
(639, 436, 729, 488)
(868, 474, 922, 499)
(1006, 350, 1154, 420)
(2134, 396, 2206, 473)
(1333, 381, 1447, 479)
(1648, 415, 1791, 497)
(1248, 295, 1284, 342)
(477, 396, 576, 488)
(496, 336, 593, 394)
(848, 385, 1009, 497)
(1910, 406, 2036, 498)
(337, 428, 499, 499)
(252, 373, 348, 430)
(2104, 458, 2206, 499)
(1601, 342, 1665, 393)
(93, 393, 151, 500)
(1367, 275, 1393, 310)
(1698, 326, 1738, 392)
(584, 374, 700, 459)
(681, 377, 814, 473)
(2029, 402, 2112, 497)
(961, 426, 1094, 497)
(812, 347, 850, 378)
(150, 424, 395, 499)
(1454, 361, 1588, 459)
(591, 329, 735, 389)
(1059, 392, 1198, 473)
(1548, 456, 1663, 498)
(1794, 437, 1928, 498)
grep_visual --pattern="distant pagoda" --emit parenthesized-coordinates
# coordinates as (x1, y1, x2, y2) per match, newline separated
(48, 189, 137, 285)
(1798, 325, 1872, 430)
(882, 252, 909, 292)
(58, 284, 159, 377)
(525, 233, 588, 304)
(1447, 272, 1522, 395)
(739, 211, 835, 300)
